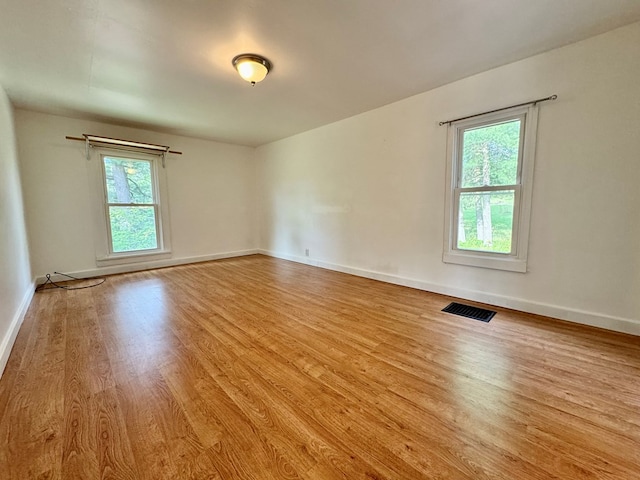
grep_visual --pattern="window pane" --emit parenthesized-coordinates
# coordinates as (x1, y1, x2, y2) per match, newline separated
(108, 206, 158, 252)
(460, 120, 521, 188)
(457, 190, 514, 253)
(104, 157, 154, 204)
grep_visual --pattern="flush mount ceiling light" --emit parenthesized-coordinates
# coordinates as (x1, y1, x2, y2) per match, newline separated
(232, 53, 272, 85)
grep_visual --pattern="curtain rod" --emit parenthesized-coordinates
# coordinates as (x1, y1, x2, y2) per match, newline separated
(438, 94, 557, 126)
(65, 135, 183, 155)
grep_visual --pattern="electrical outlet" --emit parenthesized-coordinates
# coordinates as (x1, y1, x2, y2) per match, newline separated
(305, 248, 310, 257)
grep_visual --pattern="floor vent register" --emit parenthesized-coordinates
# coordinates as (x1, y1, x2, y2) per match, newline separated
(442, 302, 496, 322)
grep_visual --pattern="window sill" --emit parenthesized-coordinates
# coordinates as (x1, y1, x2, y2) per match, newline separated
(443, 251, 527, 273)
(96, 249, 172, 267)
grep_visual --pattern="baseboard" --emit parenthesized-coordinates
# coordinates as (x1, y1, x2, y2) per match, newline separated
(258, 249, 640, 336)
(36, 249, 259, 284)
(0, 280, 36, 378)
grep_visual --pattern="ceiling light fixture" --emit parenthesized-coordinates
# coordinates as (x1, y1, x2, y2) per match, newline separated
(232, 54, 272, 85)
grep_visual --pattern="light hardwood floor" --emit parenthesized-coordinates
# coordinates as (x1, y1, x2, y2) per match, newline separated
(0, 254, 639, 479)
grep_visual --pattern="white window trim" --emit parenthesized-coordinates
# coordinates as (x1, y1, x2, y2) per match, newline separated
(443, 104, 538, 273)
(88, 148, 172, 267)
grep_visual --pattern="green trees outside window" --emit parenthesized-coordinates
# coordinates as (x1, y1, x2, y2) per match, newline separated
(457, 120, 521, 254)
(103, 156, 158, 253)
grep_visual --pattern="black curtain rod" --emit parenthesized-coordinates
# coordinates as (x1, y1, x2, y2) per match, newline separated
(439, 94, 557, 126)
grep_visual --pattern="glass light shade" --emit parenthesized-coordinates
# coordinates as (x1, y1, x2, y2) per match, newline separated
(232, 54, 271, 85)
(237, 59, 268, 83)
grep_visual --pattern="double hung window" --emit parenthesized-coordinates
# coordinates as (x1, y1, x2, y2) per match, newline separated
(89, 149, 171, 265)
(102, 155, 160, 253)
(443, 105, 538, 272)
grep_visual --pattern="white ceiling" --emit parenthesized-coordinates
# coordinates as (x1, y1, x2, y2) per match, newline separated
(1, 0, 639, 147)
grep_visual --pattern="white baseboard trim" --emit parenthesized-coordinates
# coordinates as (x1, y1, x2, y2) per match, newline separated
(0, 280, 36, 378)
(36, 249, 259, 284)
(258, 249, 640, 337)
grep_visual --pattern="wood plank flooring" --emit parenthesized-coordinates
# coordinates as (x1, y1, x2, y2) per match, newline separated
(1, 254, 639, 479)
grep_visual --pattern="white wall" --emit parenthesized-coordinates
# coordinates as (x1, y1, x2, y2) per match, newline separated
(16, 111, 258, 278)
(0, 85, 33, 376)
(257, 22, 640, 334)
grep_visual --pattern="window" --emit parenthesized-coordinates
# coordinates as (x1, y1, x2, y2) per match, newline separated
(103, 155, 160, 253)
(443, 105, 538, 272)
(90, 149, 171, 265)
